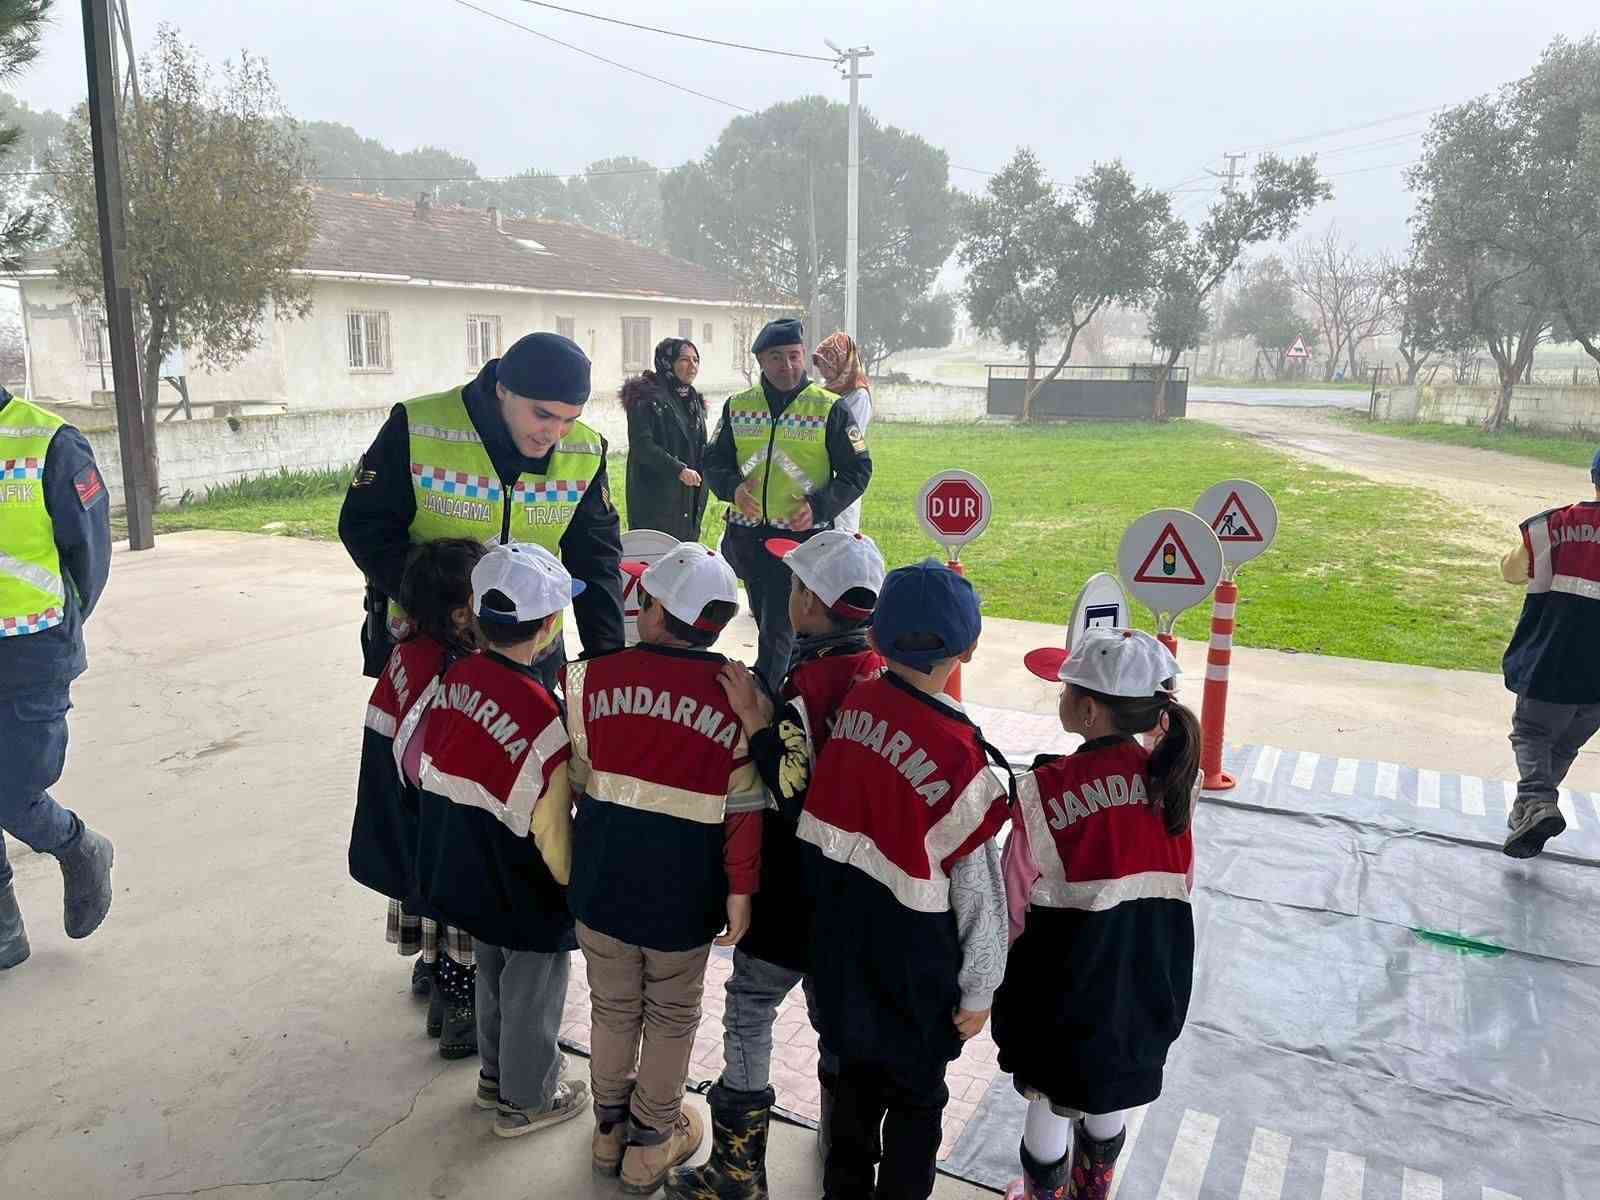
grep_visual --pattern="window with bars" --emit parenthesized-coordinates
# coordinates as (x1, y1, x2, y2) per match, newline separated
(347, 309, 393, 371)
(556, 316, 576, 341)
(80, 308, 111, 365)
(467, 313, 502, 371)
(703, 322, 714, 346)
(621, 317, 651, 373)
(678, 318, 694, 341)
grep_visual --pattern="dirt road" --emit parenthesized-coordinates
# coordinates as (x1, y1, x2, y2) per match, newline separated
(1190, 400, 1591, 531)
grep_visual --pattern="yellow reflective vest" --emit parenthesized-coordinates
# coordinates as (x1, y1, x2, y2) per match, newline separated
(724, 383, 838, 530)
(0, 397, 68, 638)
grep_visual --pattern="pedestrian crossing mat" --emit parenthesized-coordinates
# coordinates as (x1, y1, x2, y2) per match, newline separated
(939, 745, 1600, 1197)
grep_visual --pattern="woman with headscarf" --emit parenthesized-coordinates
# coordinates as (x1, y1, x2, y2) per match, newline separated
(620, 337, 710, 542)
(811, 332, 874, 534)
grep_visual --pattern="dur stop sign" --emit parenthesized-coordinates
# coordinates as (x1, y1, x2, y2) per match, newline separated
(918, 470, 992, 557)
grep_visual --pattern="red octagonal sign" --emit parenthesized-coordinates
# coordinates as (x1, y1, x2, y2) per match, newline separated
(918, 470, 993, 552)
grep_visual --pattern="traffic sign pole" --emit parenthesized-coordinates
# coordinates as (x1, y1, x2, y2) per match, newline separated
(946, 559, 966, 700)
(917, 470, 993, 701)
(1199, 580, 1238, 790)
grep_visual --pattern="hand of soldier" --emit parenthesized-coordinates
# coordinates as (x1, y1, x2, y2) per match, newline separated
(715, 893, 752, 946)
(678, 467, 703, 488)
(734, 481, 761, 520)
(953, 1006, 991, 1041)
(718, 662, 774, 734)
(787, 498, 815, 532)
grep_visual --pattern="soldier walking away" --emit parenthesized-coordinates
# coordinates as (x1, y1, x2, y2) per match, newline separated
(1499, 447, 1600, 859)
(0, 388, 115, 970)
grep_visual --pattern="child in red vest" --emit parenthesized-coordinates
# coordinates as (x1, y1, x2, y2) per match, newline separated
(348, 537, 484, 1054)
(994, 627, 1201, 1200)
(564, 542, 766, 1196)
(414, 543, 588, 1137)
(802, 561, 1011, 1200)
(666, 530, 887, 1200)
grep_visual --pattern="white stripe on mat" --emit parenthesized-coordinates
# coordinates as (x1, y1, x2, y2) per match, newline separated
(1290, 753, 1320, 791)
(1417, 769, 1441, 809)
(1460, 775, 1486, 816)
(1156, 1109, 1219, 1199)
(1375, 761, 1400, 800)
(1237, 1127, 1291, 1200)
(1105, 1106, 1148, 1200)
(1482, 1188, 1522, 1200)
(1557, 789, 1581, 828)
(1591, 794, 1600, 824)
(1331, 758, 1358, 797)
(1252, 747, 1282, 785)
(1402, 1168, 1443, 1200)
(1319, 1150, 1365, 1200)
(1503, 780, 1517, 815)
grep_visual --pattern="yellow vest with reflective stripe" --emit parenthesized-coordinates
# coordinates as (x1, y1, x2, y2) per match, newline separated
(725, 383, 837, 529)
(400, 388, 604, 631)
(0, 397, 68, 637)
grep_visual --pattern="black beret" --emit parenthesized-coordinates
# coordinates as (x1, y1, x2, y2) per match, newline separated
(751, 318, 805, 355)
(495, 332, 591, 405)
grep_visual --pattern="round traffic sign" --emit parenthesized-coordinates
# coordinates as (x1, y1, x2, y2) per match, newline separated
(618, 528, 684, 645)
(917, 470, 992, 555)
(1115, 508, 1224, 630)
(1194, 479, 1278, 574)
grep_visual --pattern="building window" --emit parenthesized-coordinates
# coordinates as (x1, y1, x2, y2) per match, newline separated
(703, 322, 713, 345)
(556, 316, 576, 341)
(621, 317, 652, 373)
(679, 318, 694, 341)
(80, 308, 111, 365)
(347, 309, 392, 372)
(467, 313, 502, 371)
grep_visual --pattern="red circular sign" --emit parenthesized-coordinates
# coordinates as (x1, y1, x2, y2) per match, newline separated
(924, 478, 986, 537)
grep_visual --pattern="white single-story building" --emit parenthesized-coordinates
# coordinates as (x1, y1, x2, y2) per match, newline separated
(11, 189, 777, 416)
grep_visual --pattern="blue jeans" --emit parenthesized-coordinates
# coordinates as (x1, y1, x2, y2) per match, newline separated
(0, 683, 79, 889)
(721, 948, 838, 1093)
(475, 940, 571, 1110)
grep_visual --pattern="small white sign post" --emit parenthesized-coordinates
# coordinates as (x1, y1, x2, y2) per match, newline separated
(916, 470, 993, 698)
(1115, 508, 1224, 650)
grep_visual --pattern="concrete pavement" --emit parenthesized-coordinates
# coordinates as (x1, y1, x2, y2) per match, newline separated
(1, 530, 1593, 1200)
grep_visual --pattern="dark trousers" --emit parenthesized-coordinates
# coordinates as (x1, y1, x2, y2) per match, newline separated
(824, 1057, 949, 1200)
(721, 525, 796, 693)
(1510, 694, 1600, 813)
(0, 683, 80, 890)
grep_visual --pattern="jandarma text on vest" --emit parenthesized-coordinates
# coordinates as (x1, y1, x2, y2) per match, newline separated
(387, 653, 415, 715)
(0, 483, 38, 504)
(586, 685, 739, 750)
(831, 707, 950, 805)
(432, 680, 534, 760)
(1549, 523, 1600, 544)
(1041, 773, 1152, 830)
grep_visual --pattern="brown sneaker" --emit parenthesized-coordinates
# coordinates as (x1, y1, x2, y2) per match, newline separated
(621, 1108, 705, 1196)
(593, 1115, 628, 1177)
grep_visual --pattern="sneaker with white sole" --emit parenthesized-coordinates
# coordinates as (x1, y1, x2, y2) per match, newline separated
(494, 1079, 590, 1139)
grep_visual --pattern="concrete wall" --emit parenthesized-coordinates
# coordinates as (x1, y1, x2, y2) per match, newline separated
(1378, 382, 1600, 433)
(869, 381, 987, 423)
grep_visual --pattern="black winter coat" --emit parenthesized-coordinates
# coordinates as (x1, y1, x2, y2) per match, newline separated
(622, 373, 709, 542)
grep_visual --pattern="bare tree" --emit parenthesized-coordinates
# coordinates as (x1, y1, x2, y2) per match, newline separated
(1291, 227, 1396, 381)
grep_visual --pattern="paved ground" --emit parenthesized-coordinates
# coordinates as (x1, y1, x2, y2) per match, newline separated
(3, 531, 1595, 1200)
(1187, 385, 1370, 410)
(1190, 400, 1593, 531)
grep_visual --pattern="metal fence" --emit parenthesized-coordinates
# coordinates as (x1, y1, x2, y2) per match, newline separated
(985, 363, 1189, 419)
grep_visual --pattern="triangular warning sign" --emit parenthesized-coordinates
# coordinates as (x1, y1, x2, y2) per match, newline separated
(1285, 336, 1310, 361)
(1211, 490, 1264, 542)
(1133, 522, 1206, 586)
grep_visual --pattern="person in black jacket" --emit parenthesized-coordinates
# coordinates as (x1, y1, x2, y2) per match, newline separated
(622, 338, 709, 542)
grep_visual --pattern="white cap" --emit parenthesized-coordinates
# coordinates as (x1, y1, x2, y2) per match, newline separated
(472, 542, 583, 626)
(766, 531, 886, 618)
(1045, 627, 1181, 697)
(626, 541, 739, 632)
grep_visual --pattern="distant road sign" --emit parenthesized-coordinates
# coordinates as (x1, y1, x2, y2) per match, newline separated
(1116, 508, 1223, 629)
(1195, 480, 1279, 574)
(1285, 336, 1311, 361)
(918, 470, 992, 554)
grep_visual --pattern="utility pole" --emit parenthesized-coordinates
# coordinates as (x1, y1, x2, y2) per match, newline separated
(81, 0, 154, 548)
(826, 40, 873, 342)
(1203, 151, 1246, 378)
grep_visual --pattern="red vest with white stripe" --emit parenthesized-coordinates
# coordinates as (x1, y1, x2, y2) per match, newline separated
(415, 651, 573, 951)
(565, 644, 766, 951)
(1505, 501, 1600, 704)
(348, 635, 448, 902)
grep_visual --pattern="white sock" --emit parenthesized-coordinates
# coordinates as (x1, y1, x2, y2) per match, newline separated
(1082, 1110, 1126, 1142)
(1022, 1098, 1073, 1163)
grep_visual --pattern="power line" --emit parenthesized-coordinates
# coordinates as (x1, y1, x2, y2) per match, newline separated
(506, 0, 836, 62)
(1242, 104, 1447, 154)
(449, 0, 754, 113)
(0, 166, 671, 182)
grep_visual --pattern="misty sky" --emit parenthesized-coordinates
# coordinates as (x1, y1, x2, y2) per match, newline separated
(16, 1, 1600, 256)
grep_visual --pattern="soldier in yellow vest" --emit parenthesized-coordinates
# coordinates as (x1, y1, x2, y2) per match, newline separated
(1, 389, 116, 971)
(338, 331, 625, 694)
(705, 319, 873, 690)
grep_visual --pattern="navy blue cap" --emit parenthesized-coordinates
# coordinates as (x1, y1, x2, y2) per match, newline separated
(751, 318, 805, 355)
(872, 560, 982, 674)
(1591, 446, 1600, 481)
(495, 331, 591, 406)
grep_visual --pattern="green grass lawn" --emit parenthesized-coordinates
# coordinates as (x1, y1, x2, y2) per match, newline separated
(1330, 410, 1599, 469)
(154, 420, 1526, 673)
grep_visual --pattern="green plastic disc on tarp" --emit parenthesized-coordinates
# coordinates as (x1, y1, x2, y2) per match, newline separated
(1412, 928, 1506, 957)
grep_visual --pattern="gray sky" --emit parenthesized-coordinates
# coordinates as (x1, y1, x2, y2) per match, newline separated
(17, 1, 1600, 254)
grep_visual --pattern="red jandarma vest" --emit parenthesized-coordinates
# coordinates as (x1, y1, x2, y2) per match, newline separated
(1505, 500, 1600, 704)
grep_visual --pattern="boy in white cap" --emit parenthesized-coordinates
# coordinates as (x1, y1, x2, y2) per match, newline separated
(667, 530, 887, 1200)
(993, 627, 1202, 1200)
(414, 543, 588, 1138)
(564, 541, 768, 1195)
